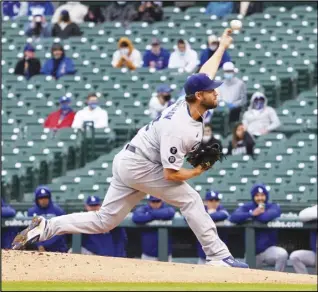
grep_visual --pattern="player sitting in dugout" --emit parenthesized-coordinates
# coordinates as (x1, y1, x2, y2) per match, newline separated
(229, 184, 288, 272)
(197, 190, 230, 265)
(132, 195, 175, 261)
(27, 186, 68, 253)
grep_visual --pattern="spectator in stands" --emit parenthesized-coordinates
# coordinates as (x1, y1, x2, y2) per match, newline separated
(227, 122, 255, 158)
(143, 38, 170, 70)
(41, 43, 76, 79)
(28, 186, 68, 253)
(84, 5, 105, 23)
(52, 10, 82, 39)
(149, 84, 174, 119)
(103, 1, 139, 23)
(24, 10, 52, 40)
(289, 205, 317, 274)
(197, 190, 229, 264)
(5, 1, 55, 18)
(134, 1, 163, 23)
(218, 62, 247, 123)
(68, 196, 114, 256)
(132, 195, 175, 261)
(72, 93, 108, 129)
(1, 198, 18, 249)
(242, 92, 281, 137)
(14, 44, 41, 80)
(174, 1, 196, 12)
(2, 1, 22, 18)
(202, 124, 222, 148)
(233, 2, 264, 17)
(52, 1, 88, 24)
(198, 35, 231, 70)
(112, 37, 142, 70)
(230, 183, 288, 272)
(168, 39, 199, 73)
(44, 96, 76, 130)
(205, 2, 233, 18)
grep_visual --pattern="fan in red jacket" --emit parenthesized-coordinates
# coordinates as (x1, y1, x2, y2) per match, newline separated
(44, 96, 75, 129)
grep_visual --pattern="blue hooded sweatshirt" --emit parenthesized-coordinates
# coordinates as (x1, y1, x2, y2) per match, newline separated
(82, 232, 115, 256)
(199, 48, 231, 69)
(229, 183, 281, 254)
(1, 199, 19, 249)
(143, 48, 170, 70)
(132, 202, 175, 257)
(41, 55, 76, 79)
(197, 204, 229, 260)
(27, 187, 68, 252)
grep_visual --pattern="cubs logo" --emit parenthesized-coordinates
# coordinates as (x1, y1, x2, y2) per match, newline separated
(170, 147, 177, 154)
(168, 156, 176, 163)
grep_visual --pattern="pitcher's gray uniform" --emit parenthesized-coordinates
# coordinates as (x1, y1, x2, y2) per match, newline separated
(38, 99, 231, 261)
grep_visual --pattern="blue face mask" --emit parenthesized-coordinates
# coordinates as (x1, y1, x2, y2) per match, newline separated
(60, 103, 71, 111)
(224, 73, 234, 80)
(88, 102, 98, 109)
(253, 98, 265, 110)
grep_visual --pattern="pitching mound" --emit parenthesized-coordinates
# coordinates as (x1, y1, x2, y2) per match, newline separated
(2, 250, 317, 284)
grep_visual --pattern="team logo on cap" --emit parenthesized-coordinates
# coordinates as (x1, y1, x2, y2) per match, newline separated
(41, 189, 46, 194)
(258, 187, 264, 193)
(170, 147, 177, 154)
(168, 156, 176, 163)
(91, 196, 96, 202)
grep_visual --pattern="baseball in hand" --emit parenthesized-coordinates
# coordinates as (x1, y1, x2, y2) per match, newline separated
(230, 19, 242, 31)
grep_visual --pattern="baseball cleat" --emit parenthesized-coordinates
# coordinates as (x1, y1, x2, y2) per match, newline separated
(206, 256, 249, 268)
(11, 216, 46, 250)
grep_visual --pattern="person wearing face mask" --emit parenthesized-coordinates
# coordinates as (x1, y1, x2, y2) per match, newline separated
(230, 184, 288, 272)
(218, 62, 246, 123)
(202, 124, 222, 148)
(149, 84, 174, 119)
(72, 93, 108, 129)
(227, 122, 255, 158)
(112, 37, 142, 70)
(168, 39, 199, 73)
(52, 10, 82, 39)
(14, 44, 41, 80)
(24, 10, 52, 39)
(51, 1, 88, 24)
(44, 96, 76, 130)
(143, 38, 170, 70)
(242, 92, 281, 137)
(41, 43, 76, 79)
(198, 35, 231, 71)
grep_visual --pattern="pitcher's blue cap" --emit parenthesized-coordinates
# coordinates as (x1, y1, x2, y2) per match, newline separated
(184, 73, 223, 95)
(205, 190, 221, 201)
(86, 195, 101, 206)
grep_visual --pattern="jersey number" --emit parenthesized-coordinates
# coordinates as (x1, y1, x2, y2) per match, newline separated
(145, 114, 161, 131)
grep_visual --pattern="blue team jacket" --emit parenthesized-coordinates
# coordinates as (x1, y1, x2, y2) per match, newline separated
(197, 204, 229, 259)
(28, 193, 68, 253)
(199, 48, 231, 68)
(41, 57, 76, 79)
(82, 233, 115, 256)
(110, 227, 128, 257)
(229, 184, 281, 255)
(1, 199, 19, 249)
(132, 203, 175, 257)
(143, 48, 170, 70)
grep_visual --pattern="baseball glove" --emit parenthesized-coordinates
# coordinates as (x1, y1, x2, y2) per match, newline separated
(186, 142, 226, 169)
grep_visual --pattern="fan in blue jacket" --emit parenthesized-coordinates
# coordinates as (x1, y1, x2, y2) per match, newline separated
(143, 38, 170, 70)
(198, 35, 231, 70)
(1, 199, 19, 249)
(229, 183, 288, 272)
(132, 195, 175, 261)
(74, 196, 115, 256)
(27, 186, 68, 253)
(41, 43, 76, 79)
(197, 190, 230, 264)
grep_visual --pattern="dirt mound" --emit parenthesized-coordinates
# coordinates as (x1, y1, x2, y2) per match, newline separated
(2, 250, 317, 284)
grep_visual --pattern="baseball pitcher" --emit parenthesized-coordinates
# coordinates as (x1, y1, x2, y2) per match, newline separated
(12, 28, 248, 268)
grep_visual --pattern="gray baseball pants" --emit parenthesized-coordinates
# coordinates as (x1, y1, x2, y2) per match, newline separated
(289, 250, 316, 274)
(41, 147, 231, 261)
(256, 246, 288, 272)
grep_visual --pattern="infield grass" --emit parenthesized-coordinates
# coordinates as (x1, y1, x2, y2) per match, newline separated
(2, 282, 317, 291)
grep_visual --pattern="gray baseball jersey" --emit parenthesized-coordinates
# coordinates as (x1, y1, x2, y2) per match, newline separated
(130, 100, 203, 169)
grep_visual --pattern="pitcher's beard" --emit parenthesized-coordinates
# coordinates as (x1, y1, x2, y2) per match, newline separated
(201, 100, 218, 110)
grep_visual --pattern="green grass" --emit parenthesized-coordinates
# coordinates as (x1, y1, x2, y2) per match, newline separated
(2, 282, 317, 291)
